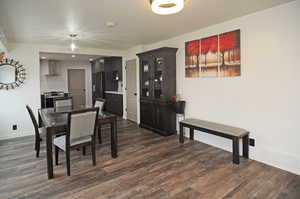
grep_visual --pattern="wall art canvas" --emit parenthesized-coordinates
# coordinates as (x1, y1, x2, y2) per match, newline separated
(200, 35, 219, 77)
(185, 29, 241, 78)
(219, 30, 241, 77)
(185, 40, 200, 77)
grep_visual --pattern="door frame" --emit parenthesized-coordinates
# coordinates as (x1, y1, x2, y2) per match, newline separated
(124, 58, 140, 123)
(66, 68, 90, 106)
(125, 59, 138, 122)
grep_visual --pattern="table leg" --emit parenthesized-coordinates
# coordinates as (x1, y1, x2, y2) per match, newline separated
(243, 134, 249, 159)
(98, 124, 102, 144)
(190, 128, 194, 140)
(179, 123, 184, 143)
(46, 128, 54, 179)
(111, 117, 118, 158)
(232, 137, 240, 164)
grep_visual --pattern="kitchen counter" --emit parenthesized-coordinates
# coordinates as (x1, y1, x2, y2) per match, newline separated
(41, 92, 70, 108)
(105, 91, 123, 95)
(105, 91, 123, 116)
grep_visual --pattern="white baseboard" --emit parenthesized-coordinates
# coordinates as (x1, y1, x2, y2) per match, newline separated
(0, 131, 34, 141)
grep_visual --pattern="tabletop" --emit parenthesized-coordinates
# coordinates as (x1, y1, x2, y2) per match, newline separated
(39, 105, 116, 128)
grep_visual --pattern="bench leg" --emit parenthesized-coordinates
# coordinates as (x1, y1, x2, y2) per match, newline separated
(242, 135, 249, 159)
(232, 137, 240, 164)
(190, 128, 194, 140)
(179, 123, 184, 143)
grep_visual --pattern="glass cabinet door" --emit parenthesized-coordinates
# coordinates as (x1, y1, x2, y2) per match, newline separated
(141, 60, 151, 98)
(153, 57, 164, 99)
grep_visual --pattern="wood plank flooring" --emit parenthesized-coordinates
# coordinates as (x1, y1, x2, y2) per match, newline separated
(0, 120, 299, 199)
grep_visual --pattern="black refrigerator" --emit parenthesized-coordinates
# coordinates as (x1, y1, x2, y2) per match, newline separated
(92, 72, 105, 103)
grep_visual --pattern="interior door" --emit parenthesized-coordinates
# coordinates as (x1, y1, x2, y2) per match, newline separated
(126, 59, 138, 122)
(68, 69, 86, 105)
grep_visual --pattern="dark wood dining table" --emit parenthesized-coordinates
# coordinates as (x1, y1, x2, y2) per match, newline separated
(38, 105, 118, 179)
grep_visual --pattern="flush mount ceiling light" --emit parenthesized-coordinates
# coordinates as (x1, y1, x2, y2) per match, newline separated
(69, 34, 77, 51)
(150, 0, 185, 15)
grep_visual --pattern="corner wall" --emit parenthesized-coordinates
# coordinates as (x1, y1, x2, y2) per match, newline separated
(125, 1, 300, 175)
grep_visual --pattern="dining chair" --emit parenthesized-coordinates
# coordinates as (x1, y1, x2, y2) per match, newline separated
(26, 105, 45, 158)
(94, 98, 106, 144)
(54, 96, 73, 108)
(53, 107, 99, 176)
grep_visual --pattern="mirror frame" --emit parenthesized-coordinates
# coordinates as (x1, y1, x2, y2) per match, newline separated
(0, 58, 26, 90)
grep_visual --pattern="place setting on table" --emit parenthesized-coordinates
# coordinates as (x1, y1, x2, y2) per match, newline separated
(34, 98, 118, 179)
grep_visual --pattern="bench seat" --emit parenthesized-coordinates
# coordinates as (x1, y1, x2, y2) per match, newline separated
(180, 119, 249, 138)
(179, 118, 250, 164)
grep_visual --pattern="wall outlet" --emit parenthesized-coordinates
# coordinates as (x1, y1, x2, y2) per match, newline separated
(12, 124, 17, 131)
(249, 138, 255, 147)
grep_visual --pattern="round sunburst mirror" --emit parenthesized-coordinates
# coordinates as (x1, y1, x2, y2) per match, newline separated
(0, 58, 26, 90)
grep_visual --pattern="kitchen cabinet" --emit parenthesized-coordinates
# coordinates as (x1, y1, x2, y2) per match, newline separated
(105, 93, 123, 116)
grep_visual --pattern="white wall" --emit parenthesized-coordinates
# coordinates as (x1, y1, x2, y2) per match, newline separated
(0, 43, 125, 140)
(125, 1, 300, 175)
(40, 60, 93, 106)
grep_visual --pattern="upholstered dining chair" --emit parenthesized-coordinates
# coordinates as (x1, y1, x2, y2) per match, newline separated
(53, 107, 99, 176)
(54, 96, 73, 108)
(26, 105, 45, 158)
(94, 98, 106, 144)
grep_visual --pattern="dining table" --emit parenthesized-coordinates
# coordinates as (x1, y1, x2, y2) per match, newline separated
(38, 105, 118, 179)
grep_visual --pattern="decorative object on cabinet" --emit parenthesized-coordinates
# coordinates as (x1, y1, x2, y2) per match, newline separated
(172, 94, 186, 115)
(0, 58, 26, 90)
(185, 29, 241, 78)
(0, 52, 4, 59)
(137, 47, 178, 136)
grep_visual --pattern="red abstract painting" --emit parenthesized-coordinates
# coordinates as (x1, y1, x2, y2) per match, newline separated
(200, 35, 219, 77)
(185, 40, 200, 77)
(219, 30, 241, 77)
(185, 29, 241, 78)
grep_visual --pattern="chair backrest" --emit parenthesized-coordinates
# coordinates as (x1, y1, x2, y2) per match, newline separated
(68, 107, 99, 144)
(94, 98, 106, 112)
(26, 105, 40, 137)
(54, 97, 73, 108)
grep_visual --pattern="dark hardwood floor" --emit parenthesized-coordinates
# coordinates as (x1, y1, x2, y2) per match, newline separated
(0, 120, 299, 199)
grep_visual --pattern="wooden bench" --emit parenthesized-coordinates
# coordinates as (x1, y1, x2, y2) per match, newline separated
(179, 118, 249, 164)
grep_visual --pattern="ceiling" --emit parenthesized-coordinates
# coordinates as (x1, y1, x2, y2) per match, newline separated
(0, 0, 295, 50)
(39, 52, 103, 62)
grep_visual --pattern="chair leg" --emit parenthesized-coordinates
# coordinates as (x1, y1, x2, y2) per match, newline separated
(98, 125, 102, 144)
(66, 148, 71, 176)
(55, 146, 59, 165)
(92, 137, 96, 166)
(82, 146, 86, 156)
(36, 138, 40, 158)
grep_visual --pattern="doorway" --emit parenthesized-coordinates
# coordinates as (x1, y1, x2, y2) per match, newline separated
(68, 69, 86, 105)
(126, 59, 137, 122)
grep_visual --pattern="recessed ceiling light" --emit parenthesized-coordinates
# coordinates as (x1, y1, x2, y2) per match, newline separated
(89, 58, 94, 61)
(41, 56, 47, 59)
(72, 55, 76, 58)
(106, 21, 116, 28)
